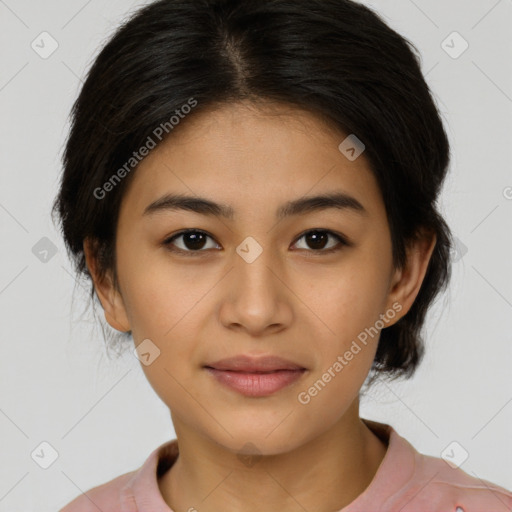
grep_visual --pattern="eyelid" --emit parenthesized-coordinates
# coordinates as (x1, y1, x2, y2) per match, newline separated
(162, 228, 351, 255)
(163, 229, 220, 256)
(292, 229, 351, 249)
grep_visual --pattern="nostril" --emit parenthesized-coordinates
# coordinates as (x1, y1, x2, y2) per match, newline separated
(455, 507, 465, 512)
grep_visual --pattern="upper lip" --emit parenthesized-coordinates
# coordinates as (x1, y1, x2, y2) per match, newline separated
(204, 355, 306, 372)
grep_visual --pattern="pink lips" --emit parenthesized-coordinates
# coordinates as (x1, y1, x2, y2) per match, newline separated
(204, 355, 307, 397)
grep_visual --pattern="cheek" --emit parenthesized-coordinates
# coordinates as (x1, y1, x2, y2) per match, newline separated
(116, 249, 198, 336)
(139, 359, 201, 432)
(293, 260, 391, 380)
(299, 261, 388, 335)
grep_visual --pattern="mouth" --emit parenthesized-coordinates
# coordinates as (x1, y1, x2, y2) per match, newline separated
(204, 367, 307, 397)
(203, 355, 307, 397)
(204, 354, 306, 372)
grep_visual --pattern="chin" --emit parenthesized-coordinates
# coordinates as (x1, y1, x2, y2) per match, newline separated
(209, 423, 309, 458)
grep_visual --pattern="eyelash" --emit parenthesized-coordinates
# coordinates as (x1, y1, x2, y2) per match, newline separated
(162, 228, 351, 257)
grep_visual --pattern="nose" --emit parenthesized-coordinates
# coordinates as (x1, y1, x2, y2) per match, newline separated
(218, 239, 293, 336)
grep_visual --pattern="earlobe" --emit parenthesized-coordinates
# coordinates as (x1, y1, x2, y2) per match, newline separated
(83, 238, 131, 333)
(104, 306, 131, 333)
(386, 230, 437, 320)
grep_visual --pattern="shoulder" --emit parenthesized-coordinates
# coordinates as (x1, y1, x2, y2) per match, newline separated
(361, 420, 512, 512)
(391, 449, 512, 511)
(58, 439, 178, 512)
(58, 471, 135, 512)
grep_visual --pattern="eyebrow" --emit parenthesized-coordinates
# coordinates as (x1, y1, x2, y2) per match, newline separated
(143, 191, 367, 220)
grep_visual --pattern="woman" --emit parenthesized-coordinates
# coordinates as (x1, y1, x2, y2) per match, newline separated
(54, 0, 512, 510)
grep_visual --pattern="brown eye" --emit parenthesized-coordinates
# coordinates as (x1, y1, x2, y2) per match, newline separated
(163, 230, 220, 254)
(292, 229, 349, 253)
(163, 228, 350, 257)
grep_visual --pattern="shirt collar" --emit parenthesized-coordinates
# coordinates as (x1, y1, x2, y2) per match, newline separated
(340, 418, 416, 511)
(119, 419, 416, 511)
(120, 439, 179, 511)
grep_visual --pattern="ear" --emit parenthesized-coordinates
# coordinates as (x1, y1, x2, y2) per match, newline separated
(83, 238, 131, 333)
(385, 228, 437, 322)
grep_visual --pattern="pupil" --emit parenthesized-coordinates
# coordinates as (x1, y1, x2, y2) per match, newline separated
(307, 231, 327, 250)
(181, 231, 328, 251)
(185, 232, 206, 250)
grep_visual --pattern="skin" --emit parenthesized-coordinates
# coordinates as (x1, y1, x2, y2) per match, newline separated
(84, 100, 436, 512)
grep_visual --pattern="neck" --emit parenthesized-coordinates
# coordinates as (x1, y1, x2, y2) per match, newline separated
(158, 401, 388, 512)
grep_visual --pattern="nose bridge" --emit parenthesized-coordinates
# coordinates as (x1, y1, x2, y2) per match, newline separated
(219, 234, 290, 332)
(233, 235, 280, 295)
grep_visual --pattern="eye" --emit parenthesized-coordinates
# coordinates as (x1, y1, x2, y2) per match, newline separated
(162, 228, 350, 256)
(291, 229, 349, 254)
(163, 229, 220, 255)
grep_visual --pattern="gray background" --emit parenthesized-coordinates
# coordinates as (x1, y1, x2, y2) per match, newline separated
(0, 0, 511, 510)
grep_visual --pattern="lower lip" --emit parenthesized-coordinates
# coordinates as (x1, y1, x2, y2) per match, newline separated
(205, 368, 306, 397)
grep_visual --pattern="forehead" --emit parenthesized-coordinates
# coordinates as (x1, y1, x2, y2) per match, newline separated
(119, 100, 383, 221)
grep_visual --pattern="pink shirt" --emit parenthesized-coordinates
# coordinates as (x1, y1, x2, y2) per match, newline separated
(59, 419, 512, 512)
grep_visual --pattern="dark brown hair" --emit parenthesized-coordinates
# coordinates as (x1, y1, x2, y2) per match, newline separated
(52, 0, 453, 383)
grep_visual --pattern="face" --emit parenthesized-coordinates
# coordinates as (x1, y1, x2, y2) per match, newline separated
(86, 100, 434, 455)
